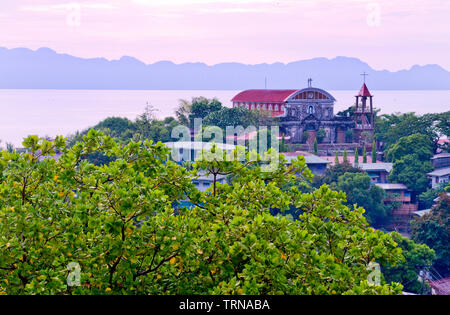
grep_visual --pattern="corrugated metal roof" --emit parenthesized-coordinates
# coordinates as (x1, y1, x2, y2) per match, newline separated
(357, 163, 393, 173)
(375, 183, 409, 190)
(284, 152, 330, 165)
(232, 89, 298, 103)
(432, 153, 450, 160)
(428, 167, 450, 177)
(413, 209, 432, 217)
(164, 141, 236, 151)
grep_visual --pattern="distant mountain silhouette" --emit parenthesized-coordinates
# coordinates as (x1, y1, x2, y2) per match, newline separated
(0, 47, 449, 90)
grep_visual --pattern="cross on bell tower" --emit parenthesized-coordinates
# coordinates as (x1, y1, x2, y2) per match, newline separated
(307, 78, 313, 87)
(361, 72, 369, 83)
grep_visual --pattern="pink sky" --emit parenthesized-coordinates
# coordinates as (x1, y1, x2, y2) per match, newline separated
(1, 0, 449, 71)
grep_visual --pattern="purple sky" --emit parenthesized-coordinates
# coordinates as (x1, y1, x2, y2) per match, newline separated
(2, 0, 450, 71)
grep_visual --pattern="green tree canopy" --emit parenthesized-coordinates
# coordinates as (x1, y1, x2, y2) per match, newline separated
(0, 132, 405, 295)
(203, 107, 263, 130)
(336, 172, 389, 226)
(382, 233, 435, 294)
(419, 184, 449, 210)
(188, 97, 223, 126)
(389, 154, 434, 193)
(411, 194, 450, 277)
(386, 134, 434, 163)
(375, 112, 449, 152)
(316, 162, 363, 187)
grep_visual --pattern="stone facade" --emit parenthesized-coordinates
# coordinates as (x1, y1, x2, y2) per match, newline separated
(279, 87, 354, 144)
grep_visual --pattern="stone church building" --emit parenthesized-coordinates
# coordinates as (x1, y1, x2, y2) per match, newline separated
(231, 80, 375, 145)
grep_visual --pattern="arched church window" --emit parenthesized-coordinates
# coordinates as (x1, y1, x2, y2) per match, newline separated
(274, 105, 279, 111)
(308, 105, 315, 114)
(268, 104, 273, 111)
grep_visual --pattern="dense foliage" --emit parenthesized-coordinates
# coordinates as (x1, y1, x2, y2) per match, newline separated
(335, 173, 389, 227)
(419, 184, 449, 209)
(389, 155, 434, 193)
(203, 106, 274, 130)
(384, 133, 435, 194)
(386, 134, 434, 163)
(375, 112, 450, 152)
(382, 233, 435, 294)
(69, 115, 179, 147)
(411, 194, 450, 277)
(0, 132, 406, 295)
(315, 162, 363, 187)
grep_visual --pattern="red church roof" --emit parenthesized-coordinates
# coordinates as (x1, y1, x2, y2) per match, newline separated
(232, 89, 298, 103)
(358, 83, 372, 97)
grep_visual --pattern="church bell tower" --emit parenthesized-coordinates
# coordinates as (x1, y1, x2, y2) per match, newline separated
(354, 73, 375, 145)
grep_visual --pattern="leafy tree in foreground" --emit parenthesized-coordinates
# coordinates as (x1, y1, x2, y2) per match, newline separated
(0, 131, 405, 295)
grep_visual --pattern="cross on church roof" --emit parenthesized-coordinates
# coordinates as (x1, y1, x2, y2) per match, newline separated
(361, 72, 369, 83)
(308, 78, 313, 87)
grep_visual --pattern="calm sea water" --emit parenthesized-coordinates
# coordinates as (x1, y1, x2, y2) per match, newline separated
(1, 89, 449, 147)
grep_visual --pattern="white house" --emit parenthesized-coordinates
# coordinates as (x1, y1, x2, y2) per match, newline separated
(428, 167, 450, 189)
(193, 173, 228, 192)
(164, 141, 236, 163)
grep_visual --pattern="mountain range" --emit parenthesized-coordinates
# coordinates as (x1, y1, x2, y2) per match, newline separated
(1, 46, 449, 90)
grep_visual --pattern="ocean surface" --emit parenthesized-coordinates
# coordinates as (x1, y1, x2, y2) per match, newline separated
(1, 89, 449, 147)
